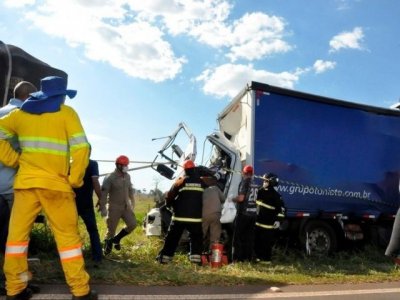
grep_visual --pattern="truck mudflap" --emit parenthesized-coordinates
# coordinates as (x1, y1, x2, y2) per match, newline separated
(0, 41, 67, 107)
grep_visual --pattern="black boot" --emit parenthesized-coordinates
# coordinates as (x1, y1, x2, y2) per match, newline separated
(103, 239, 113, 255)
(71, 289, 98, 300)
(5, 287, 33, 300)
(112, 229, 129, 251)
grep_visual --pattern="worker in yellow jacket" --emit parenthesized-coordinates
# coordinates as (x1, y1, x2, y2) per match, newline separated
(0, 76, 97, 300)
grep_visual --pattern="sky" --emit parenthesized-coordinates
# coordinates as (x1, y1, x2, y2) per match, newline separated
(1, 0, 399, 192)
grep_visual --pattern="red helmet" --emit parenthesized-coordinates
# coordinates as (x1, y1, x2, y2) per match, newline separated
(116, 155, 129, 165)
(243, 165, 253, 175)
(183, 159, 195, 170)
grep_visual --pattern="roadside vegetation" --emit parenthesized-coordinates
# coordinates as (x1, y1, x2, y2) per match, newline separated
(2, 194, 400, 287)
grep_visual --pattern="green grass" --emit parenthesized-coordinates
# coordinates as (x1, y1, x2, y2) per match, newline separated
(2, 194, 400, 286)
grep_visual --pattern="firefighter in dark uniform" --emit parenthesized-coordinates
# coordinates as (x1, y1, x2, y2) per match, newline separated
(232, 165, 258, 262)
(157, 160, 206, 264)
(254, 173, 285, 262)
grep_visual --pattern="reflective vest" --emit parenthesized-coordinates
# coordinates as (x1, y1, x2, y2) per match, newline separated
(168, 175, 206, 222)
(0, 105, 89, 192)
(255, 187, 285, 227)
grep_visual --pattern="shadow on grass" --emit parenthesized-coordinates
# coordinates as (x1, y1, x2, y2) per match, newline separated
(28, 244, 400, 287)
(25, 213, 400, 287)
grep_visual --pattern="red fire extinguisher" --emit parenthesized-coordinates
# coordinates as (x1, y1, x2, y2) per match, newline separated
(210, 243, 224, 268)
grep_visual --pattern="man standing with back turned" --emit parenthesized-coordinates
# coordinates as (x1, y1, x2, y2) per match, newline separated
(0, 81, 37, 296)
(0, 76, 97, 300)
(157, 160, 206, 265)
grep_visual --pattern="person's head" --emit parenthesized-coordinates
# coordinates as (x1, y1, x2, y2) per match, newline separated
(115, 155, 130, 173)
(242, 165, 253, 178)
(13, 81, 37, 101)
(183, 159, 195, 176)
(262, 173, 279, 188)
(20, 76, 77, 114)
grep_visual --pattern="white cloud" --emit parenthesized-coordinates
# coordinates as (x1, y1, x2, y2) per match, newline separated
(4, 0, 35, 7)
(335, 0, 361, 11)
(131, 2, 292, 62)
(182, 11, 292, 62)
(225, 13, 292, 61)
(335, 0, 351, 10)
(195, 63, 299, 98)
(131, 0, 233, 35)
(329, 27, 365, 52)
(10, 0, 292, 82)
(313, 60, 337, 73)
(22, 0, 186, 82)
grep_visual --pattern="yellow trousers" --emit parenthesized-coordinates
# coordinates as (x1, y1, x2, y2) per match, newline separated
(4, 188, 90, 297)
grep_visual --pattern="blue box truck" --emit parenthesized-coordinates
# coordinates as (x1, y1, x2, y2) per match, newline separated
(154, 81, 400, 255)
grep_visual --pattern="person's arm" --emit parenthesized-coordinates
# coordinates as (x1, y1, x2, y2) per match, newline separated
(91, 161, 102, 208)
(66, 107, 90, 188)
(93, 176, 102, 208)
(165, 177, 184, 207)
(0, 111, 19, 168)
(128, 177, 135, 210)
(232, 178, 250, 203)
(233, 194, 245, 203)
(100, 176, 111, 217)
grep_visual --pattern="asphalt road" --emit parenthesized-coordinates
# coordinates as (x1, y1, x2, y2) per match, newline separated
(4, 281, 399, 300)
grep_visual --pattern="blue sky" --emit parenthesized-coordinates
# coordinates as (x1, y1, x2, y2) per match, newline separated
(1, 0, 399, 192)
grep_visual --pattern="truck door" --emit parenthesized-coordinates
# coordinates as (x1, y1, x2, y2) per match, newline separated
(151, 122, 197, 180)
(202, 132, 242, 200)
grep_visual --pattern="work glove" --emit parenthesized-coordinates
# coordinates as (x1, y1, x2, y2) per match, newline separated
(273, 221, 280, 229)
(166, 205, 174, 214)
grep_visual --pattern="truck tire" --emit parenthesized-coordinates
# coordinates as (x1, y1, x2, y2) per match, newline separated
(302, 220, 337, 255)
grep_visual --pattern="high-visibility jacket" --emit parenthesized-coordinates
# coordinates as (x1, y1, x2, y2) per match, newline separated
(255, 187, 285, 229)
(166, 174, 206, 222)
(0, 104, 89, 192)
(0, 98, 23, 194)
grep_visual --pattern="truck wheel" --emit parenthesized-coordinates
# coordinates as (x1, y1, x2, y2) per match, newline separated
(302, 220, 337, 255)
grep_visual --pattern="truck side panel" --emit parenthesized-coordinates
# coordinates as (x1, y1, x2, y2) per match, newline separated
(253, 90, 400, 218)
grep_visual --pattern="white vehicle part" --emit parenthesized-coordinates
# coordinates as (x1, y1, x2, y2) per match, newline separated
(145, 208, 162, 236)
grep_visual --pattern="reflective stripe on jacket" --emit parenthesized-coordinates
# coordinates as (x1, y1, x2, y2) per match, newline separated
(167, 174, 206, 222)
(256, 200, 275, 210)
(255, 222, 274, 230)
(0, 105, 89, 192)
(256, 187, 285, 226)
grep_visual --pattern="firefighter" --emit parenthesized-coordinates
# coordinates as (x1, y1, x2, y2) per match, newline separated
(0, 76, 97, 299)
(157, 160, 206, 264)
(232, 165, 258, 262)
(100, 155, 137, 255)
(254, 173, 285, 262)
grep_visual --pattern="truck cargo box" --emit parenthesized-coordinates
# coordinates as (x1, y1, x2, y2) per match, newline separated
(219, 82, 400, 220)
